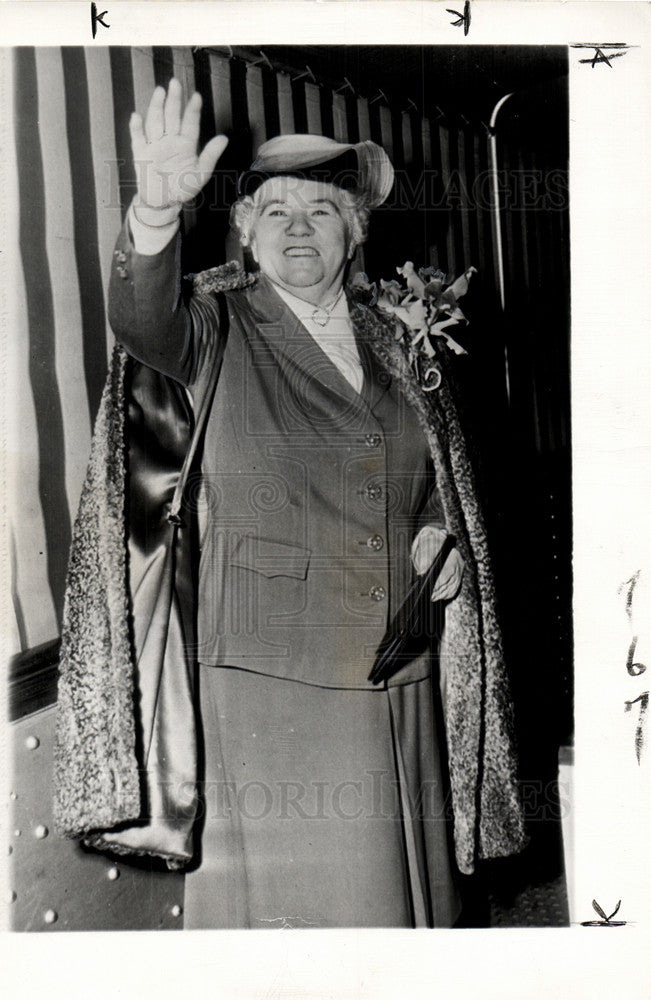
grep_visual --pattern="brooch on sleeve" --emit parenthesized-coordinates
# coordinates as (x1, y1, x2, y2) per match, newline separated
(187, 260, 257, 294)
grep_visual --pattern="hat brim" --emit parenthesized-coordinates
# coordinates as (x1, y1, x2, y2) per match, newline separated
(237, 137, 394, 209)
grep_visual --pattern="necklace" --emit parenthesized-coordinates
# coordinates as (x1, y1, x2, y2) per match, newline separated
(311, 289, 345, 328)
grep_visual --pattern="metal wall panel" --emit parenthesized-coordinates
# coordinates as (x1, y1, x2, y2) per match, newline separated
(9, 706, 185, 932)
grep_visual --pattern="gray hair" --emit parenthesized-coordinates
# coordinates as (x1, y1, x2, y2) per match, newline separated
(230, 183, 371, 256)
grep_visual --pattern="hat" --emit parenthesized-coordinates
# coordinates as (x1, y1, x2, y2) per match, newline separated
(238, 134, 394, 208)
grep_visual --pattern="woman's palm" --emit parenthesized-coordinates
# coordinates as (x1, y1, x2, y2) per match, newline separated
(130, 78, 228, 209)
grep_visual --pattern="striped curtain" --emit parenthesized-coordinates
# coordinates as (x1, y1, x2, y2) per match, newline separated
(9, 44, 562, 656)
(499, 127, 570, 456)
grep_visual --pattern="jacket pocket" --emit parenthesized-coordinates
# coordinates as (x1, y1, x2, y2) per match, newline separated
(230, 535, 311, 580)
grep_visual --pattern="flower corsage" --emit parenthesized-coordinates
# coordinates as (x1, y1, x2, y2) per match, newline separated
(351, 263, 477, 391)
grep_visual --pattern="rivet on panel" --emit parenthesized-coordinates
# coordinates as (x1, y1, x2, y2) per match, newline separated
(170, 904, 183, 918)
(9, 792, 17, 800)
(107, 867, 120, 881)
(14, 830, 21, 838)
(25, 736, 40, 751)
(34, 825, 49, 840)
(5, 890, 17, 904)
(43, 909, 58, 924)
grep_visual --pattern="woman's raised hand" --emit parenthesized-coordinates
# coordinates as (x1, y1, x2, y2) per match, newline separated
(129, 78, 228, 213)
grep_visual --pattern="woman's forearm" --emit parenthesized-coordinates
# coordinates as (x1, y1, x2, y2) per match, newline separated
(108, 210, 197, 386)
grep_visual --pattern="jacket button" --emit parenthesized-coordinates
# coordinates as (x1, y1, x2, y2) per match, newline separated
(114, 250, 128, 264)
(366, 484, 383, 500)
(364, 433, 382, 448)
(367, 535, 384, 551)
(117, 265, 128, 279)
(369, 585, 386, 601)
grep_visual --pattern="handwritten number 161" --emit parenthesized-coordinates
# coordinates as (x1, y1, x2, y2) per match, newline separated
(620, 572, 647, 763)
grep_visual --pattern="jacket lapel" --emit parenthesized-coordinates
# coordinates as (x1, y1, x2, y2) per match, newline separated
(356, 335, 393, 412)
(244, 274, 377, 413)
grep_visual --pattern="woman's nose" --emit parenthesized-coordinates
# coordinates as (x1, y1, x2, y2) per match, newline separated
(286, 212, 314, 235)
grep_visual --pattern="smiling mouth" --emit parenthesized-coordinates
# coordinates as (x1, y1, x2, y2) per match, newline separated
(283, 247, 319, 257)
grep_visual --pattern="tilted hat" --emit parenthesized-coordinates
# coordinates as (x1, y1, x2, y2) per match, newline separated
(238, 134, 394, 208)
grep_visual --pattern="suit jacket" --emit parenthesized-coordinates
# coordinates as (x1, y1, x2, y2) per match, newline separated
(54, 224, 528, 876)
(109, 226, 445, 687)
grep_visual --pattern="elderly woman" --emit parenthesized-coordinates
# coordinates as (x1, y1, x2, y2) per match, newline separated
(54, 79, 526, 928)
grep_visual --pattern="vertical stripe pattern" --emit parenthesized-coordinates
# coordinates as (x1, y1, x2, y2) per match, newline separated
(60, 47, 108, 424)
(35, 48, 92, 512)
(14, 47, 72, 625)
(276, 72, 294, 135)
(401, 112, 413, 166)
(245, 64, 267, 152)
(437, 123, 456, 275)
(332, 93, 348, 143)
(109, 47, 137, 218)
(304, 81, 322, 135)
(208, 52, 233, 132)
(7, 50, 58, 650)
(421, 118, 433, 169)
(84, 47, 122, 364)
(379, 106, 394, 161)
(357, 97, 371, 142)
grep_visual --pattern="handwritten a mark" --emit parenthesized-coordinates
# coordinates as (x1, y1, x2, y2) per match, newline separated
(581, 898, 626, 927)
(586, 48, 617, 69)
(625, 691, 649, 764)
(91, 2, 110, 39)
(447, 0, 471, 37)
(571, 43, 632, 68)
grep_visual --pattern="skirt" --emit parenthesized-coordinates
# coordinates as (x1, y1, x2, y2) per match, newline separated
(183, 664, 461, 929)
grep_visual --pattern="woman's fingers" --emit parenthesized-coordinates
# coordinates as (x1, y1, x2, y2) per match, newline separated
(163, 77, 183, 135)
(144, 85, 165, 142)
(139, 81, 211, 149)
(197, 134, 229, 187)
(431, 551, 464, 602)
(412, 525, 448, 575)
(132, 82, 226, 202)
(180, 91, 203, 141)
(129, 112, 146, 154)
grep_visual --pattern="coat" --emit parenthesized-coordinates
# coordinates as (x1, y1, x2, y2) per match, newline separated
(54, 249, 528, 876)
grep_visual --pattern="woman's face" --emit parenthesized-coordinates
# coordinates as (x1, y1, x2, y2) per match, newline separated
(249, 177, 353, 306)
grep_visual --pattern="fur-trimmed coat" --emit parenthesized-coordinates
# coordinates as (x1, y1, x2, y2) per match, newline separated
(54, 260, 527, 876)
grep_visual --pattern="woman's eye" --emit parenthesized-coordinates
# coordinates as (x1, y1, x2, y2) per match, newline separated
(268, 210, 287, 218)
(311, 209, 330, 217)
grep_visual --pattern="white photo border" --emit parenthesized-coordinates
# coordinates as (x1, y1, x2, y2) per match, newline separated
(1, 3, 650, 998)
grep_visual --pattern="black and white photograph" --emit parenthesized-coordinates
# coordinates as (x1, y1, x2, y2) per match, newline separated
(1, 2, 650, 997)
